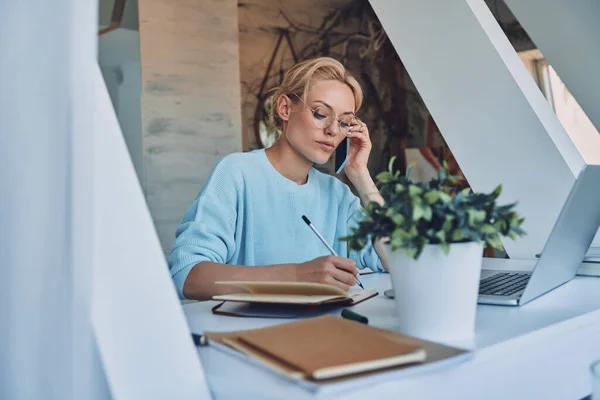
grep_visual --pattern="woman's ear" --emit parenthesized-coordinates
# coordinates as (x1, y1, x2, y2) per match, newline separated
(276, 95, 292, 122)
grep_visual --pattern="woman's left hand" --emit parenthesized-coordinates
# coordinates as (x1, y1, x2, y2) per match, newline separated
(343, 118, 372, 179)
(343, 118, 384, 207)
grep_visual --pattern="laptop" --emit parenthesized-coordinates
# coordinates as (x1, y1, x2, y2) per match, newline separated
(479, 163, 600, 306)
(385, 163, 600, 306)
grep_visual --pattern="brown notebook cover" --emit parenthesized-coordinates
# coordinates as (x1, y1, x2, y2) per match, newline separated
(209, 315, 426, 380)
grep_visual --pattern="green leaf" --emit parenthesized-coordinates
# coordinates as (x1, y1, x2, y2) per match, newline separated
(404, 163, 413, 179)
(487, 234, 503, 249)
(480, 224, 496, 234)
(435, 230, 446, 243)
(408, 225, 419, 239)
(389, 156, 398, 173)
(406, 247, 418, 259)
(422, 205, 433, 221)
(492, 185, 502, 198)
(441, 243, 450, 255)
(442, 218, 453, 232)
(494, 220, 506, 232)
(451, 229, 464, 241)
(376, 172, 393, 184)
(392, 228, 406, 242)
(412, 204, 426, 221)
(391, 213, 405, 225)
(439, 192, 452, 203)
(467, 209, 486, 225)
(424, 191, 440, 204)
(408, 185, 423, 197)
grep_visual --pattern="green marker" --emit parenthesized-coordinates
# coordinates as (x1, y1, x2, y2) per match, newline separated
(341, 309, 369, 324)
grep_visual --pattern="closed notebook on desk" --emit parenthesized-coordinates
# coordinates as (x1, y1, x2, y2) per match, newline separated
(207, 315, 427, 381)
(213, 281, 377, 306)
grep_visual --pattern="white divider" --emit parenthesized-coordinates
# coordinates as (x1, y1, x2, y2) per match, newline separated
(0, 1, 108, 399)
(503, 0, 600, 254)
(71, 0, 103, 397)
(91, 65, 212, 399)
(504, 1, 600, 140)
(369, 0, 598, 259)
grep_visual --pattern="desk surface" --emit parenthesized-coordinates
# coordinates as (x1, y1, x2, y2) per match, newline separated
(183, 259, 600, 399)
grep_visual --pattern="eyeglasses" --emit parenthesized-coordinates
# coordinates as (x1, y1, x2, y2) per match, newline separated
(292, 94, 358, 135)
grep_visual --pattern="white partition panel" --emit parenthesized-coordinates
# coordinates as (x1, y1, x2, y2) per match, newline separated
(504, 1, 600, 139)
(504, 0, 600, 253)
(0, 0, 108, 399)
(369, 0, 599, 259)
(71, 0, 106, 398)
(91, 66, 212, 399)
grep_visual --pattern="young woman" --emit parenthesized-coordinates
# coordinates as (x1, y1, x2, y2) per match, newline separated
(169, 57, 386, 300)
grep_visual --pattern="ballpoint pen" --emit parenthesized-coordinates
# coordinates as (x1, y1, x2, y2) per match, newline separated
(301, 215, 365, 289)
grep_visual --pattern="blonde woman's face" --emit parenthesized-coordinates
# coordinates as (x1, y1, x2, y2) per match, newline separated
(286, 80, 356, 165)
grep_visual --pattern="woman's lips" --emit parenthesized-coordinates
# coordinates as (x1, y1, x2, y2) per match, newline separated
(316, 141, 335, 151)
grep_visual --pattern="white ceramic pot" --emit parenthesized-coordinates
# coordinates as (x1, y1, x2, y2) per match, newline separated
(385, 241, 484, 343)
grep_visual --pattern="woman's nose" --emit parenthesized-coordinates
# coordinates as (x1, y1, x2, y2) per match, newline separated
(325, 121, 340, 136)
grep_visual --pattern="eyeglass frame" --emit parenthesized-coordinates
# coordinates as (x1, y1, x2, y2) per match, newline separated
(289, 93, 360, 134)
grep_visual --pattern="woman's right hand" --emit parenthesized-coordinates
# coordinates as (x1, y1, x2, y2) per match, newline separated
(294, 256, 359, 291)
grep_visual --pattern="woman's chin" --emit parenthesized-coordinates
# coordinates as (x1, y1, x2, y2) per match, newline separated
(307, 153, 331, 165)
(295, 145, 332, 165)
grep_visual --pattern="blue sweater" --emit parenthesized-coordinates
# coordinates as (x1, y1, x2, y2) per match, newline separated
(168, 149, 383, 299)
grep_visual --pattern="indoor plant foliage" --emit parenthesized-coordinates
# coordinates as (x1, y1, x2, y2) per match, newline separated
(343, 157, 526, 258)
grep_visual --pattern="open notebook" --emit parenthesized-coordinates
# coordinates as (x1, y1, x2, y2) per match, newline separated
(213, 281, 378, 306)
(206, 315, 427, 381)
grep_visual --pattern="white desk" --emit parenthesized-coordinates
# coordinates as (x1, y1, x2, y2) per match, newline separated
(183, 259, 600, 399)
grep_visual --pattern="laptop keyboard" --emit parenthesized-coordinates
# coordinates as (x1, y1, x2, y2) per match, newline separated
(479, 272, 531, 296)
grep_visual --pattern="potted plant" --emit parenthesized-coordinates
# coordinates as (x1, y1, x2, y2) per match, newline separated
(342, 158, 526, 343)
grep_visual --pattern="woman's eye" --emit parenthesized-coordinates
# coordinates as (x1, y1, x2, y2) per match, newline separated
(313, 111, 327, 120)
(340, 121, 351, 128)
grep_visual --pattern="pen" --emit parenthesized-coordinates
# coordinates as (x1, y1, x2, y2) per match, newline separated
(191, 332, 208, 346)
(301, 215, 365, 289)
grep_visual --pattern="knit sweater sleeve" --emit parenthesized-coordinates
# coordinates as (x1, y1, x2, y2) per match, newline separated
(168, 156, 241, 299)
(347, 196, 385, 272)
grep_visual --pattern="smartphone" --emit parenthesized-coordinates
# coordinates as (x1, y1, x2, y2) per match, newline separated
(335, 137, 349, 174)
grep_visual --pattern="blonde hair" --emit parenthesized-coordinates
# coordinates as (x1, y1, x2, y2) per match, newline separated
(268, 57, 363, 133)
